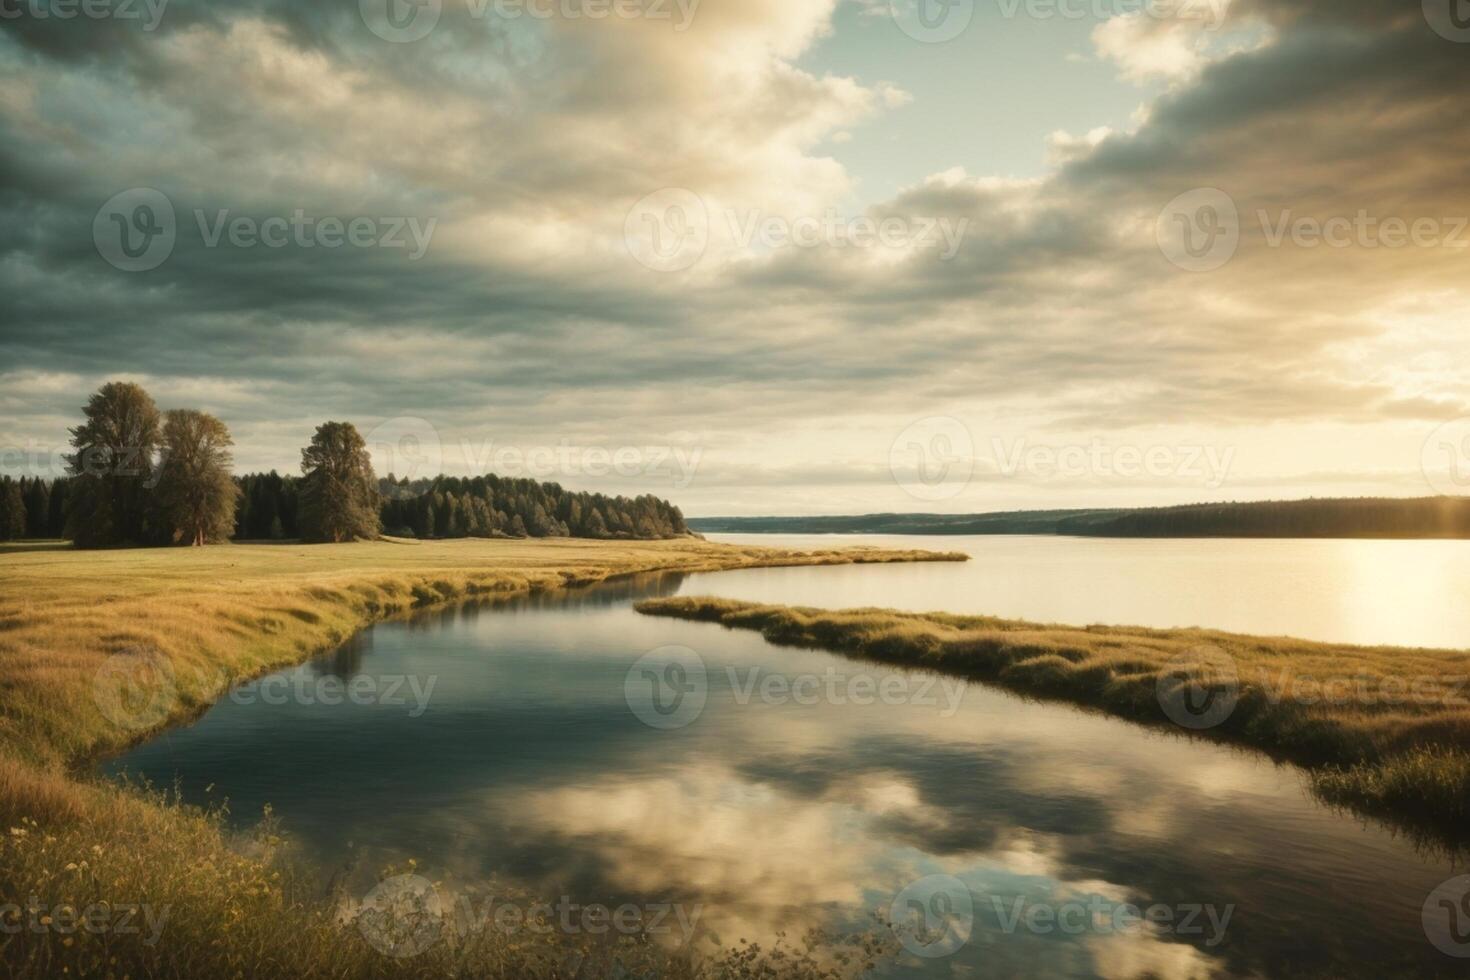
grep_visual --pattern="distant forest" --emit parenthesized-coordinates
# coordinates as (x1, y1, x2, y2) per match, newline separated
(689, 497, 1470, 540)
(0, 472, 690, 543)
(0, 380, 690, 545)
(236, 473, 690, 541)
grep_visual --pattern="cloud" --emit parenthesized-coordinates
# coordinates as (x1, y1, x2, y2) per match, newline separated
(3, 0, 1467, 513)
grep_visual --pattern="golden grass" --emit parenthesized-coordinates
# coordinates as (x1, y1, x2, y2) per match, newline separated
(0, 537, 954, 979)
(634, 596, 1470, 843)
(0, 537, 962, 769)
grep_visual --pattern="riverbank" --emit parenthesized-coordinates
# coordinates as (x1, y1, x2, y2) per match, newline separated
(635, 596, 1470, 845)
(0, 538, 959, 979)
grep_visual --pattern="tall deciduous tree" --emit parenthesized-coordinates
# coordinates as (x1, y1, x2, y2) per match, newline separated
(298, 421, 381, 543)
(156, 409, 240, 546)
(64, 382, 162, 547)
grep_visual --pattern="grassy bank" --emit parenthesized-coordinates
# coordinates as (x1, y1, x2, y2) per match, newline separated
(634, 596, 1470, 845)
(0, 538, 958, 979)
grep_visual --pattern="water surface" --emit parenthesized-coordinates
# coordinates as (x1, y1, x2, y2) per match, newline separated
(706, 533, 1470, 648)
(104, 542, 1470, 978)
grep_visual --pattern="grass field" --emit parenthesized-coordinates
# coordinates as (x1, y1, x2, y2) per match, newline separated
(636, 596, 1470, 846)
(0, 537, 956, 979)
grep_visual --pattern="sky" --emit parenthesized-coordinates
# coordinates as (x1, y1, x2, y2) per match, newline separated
(2, 0, 1469, 517)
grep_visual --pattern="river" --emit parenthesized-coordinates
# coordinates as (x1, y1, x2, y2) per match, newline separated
(103, 536, 1470, 977)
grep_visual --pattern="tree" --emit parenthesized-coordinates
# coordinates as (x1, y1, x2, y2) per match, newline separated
(64, 382, 162, 547)
(21, 478, 49, 539)
(298, 422, 381, 543)
(155, 409, 240, 546)
(47, 479, 69, 537)
(0, 478, 25, 541)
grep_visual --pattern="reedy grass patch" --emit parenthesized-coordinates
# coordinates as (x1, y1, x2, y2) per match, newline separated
(634, 596, 1470, 847)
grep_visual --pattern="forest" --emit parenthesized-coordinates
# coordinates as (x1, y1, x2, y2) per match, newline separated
(237, 473, 690, 541)
(0, 382, 690, 546)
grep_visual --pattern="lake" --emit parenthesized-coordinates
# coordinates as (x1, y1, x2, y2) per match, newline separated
(103, 536, 1470, 977)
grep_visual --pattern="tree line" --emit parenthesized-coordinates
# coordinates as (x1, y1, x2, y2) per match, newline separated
(1055, 496, 1470, 538)
(0, 381, 689, 546)
(231, 473, 689, 541)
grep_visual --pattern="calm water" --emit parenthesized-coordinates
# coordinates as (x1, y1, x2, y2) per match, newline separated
(706, 534, 1470, 648)
(104, 538, 1470, 978)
